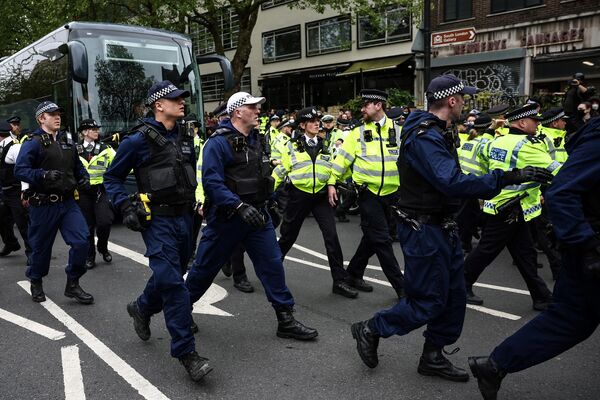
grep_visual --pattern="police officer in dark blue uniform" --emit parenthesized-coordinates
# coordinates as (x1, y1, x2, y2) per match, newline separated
(14, 101, 93, 304)
(103, 81, 211, 381)
(185, 91, 318, 342)
(349, 75, 553, 382)
(469, 117, 600, 399)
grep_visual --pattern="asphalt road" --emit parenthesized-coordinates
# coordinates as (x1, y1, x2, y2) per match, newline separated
(1, 216, 598, 400)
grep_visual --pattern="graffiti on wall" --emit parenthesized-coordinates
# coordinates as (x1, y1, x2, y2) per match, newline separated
(443, 63, 519, 96)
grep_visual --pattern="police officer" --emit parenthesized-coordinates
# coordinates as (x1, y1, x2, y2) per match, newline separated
(469, 116, 600, 400)
(465, 103, 558, 310)
(76, 119, 115, 269)
(349, 75, 553, 382)
(327, 89, 405, 299)
(267, 114, 281, 146)
(269, 118, 293, 166)
(7, 116, 22, 140)
(274, 107, 357, 298)
(185, 91, 318, 342)
(14, 101, 93, 304)
(0, 121, 30, 258)
(104, 81, 211, 381)
(538, 107, 569, 163)
(321, 114, 343, 153)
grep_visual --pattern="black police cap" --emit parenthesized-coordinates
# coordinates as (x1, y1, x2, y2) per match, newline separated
(540, 107, 568, 125)
(297, 107, 319, 123)
(146, 80, 190, 105)
(485, 103, 510, 117)
(385, 107, 403, 120)
(473, 113, 492, 129)
(79, 118, 101, 131)
(426, 74, 477, 100)
(505, 103, 543, 123)
(360, 89, 388, 103)
(6, 116, 21, 124)
(0, 121, 12, 135)
(337, 118, 351, 126)
(35, 101, 64, 119)
(212, 103, 227, 117)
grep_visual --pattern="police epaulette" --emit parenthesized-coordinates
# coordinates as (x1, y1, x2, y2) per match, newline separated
(527, 135, 542, 144)
(211, 127, 232, 137)
(537, 133, 547, 140)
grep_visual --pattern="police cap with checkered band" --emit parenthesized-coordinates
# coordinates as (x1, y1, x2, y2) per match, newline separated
(226, 92, 266, 115)
(360, 89, 388, 104)
(426, 74, 477, 101)
(297, 107, 319, 123)
(146, 80, 190, 106)
(540, 107, 569, 125)
(505, 103, 543, 123)
(35, 101, 64, 119)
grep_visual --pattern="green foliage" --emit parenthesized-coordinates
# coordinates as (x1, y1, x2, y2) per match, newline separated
(386, 88, 414, 107)
(340, 96, 363, 117)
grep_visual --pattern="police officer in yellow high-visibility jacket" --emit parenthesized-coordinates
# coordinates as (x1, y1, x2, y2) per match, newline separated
(538, 107, 569, 164)
(327, 89, 405, 299)
(464, 104, 558, 311)
(274, 107, 357, 298)
(76, 119, 115, 269)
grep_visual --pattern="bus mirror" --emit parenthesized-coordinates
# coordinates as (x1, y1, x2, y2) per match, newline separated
(59, 41, 88, 84)
(197, 55, 234, 92)
(36, 42, 66, 62)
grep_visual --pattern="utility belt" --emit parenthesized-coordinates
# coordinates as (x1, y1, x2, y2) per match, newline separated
(392, 206, 457, 233)
(150, 202, 194, 217)
(27, 192, 74, 206)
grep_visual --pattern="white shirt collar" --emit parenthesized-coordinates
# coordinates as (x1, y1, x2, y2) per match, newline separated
(377, 115, 387, 127)
(83, 139, 95, 149)
(304, 134, 318, 144)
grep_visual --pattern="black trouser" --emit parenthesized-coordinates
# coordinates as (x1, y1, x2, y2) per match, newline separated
(527, 213, 561, 279)
(346, 190, 404, 295)
(77, 185, 114, 258)
(231, 243, 248, 283)
(278, 186, 347, 282)
(1, 187, 29, 255)
(464, 212, 552, 302)
(456, 198, 481, 252)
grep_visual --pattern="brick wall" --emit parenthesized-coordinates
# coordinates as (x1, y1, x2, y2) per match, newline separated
(432, 0, 599, 31)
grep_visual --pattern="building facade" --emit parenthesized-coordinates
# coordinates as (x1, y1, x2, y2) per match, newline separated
(191, 2, 416, 112)
(430, 0, 600, 104)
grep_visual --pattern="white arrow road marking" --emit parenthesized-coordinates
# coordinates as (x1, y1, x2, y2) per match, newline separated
(283, 256, 521, 321)
(0, 306, 66, 341)
(18, 281, 170, 400)
(62, 345, 86, 400)
(108, 240, 232, 317)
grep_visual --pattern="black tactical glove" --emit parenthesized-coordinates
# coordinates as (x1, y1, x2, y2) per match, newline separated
(236, 202, 265, 229)
(582, 238, 600, 280)
(267, 199, 282, 229)
(43, 170, 63, 182)
(501, 166, 553, 187)
(78, 177, 92, 193)
(119, 201, 147, 232)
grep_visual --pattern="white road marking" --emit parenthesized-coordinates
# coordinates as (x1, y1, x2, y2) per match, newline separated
(61, 345, 86, 400)
(17, 281, 170, 400)
(0, 306, 66, 341)
(473, 282, 530, 295)
(291, 242, 383, 271)
(108, 240, 232, 317)
(284, 256, 522, 321)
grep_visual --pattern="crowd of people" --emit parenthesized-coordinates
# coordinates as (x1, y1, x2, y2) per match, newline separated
(1, 72, 599, 399)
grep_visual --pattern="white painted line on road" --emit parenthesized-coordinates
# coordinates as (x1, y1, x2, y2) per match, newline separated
(290, 242, 382, 271)
(466, 305, 521, 321)
(107, 241, 148, 266)
(473, 282, 530, 295)
(284, 256, 521, 321)
(17, 281, 170, 400)
(61, 345, 86, 400)
(0, 306, 66, 341)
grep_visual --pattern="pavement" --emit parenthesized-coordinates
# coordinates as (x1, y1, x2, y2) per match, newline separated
(0, 215, 598, 400)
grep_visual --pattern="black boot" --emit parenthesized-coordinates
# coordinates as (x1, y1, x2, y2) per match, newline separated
(468, 356, 506, 400)
(85, 256, 96, 270)
(0, 242, 21, 256)
(346, 276, 373, 292)
(350, 320, 379, 368)
(275, 307, 318, 340)
(99, 249, 112, 263)
(233, 278, 254, 293)
(466, 286, 484, 305)
(30, 280, 46, 303)
(332, 280, 358, 298)
(191, 321, 199, 334)
(179, 351, 212, 382)
(221, 261, 232, 277)
(64, 279, 94, 304)
(126, 301, 151, 341)
(417, 342, 469, 382)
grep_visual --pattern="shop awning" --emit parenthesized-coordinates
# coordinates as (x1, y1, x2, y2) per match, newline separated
(338, 55, 412, 76)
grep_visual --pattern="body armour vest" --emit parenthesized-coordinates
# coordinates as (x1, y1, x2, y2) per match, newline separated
(398, 120, 462, 214)
(220, 129, 274, 205)
(135, 125, 197, 206)
(0, 140, 19, 189)
(32, 133, 77, 194)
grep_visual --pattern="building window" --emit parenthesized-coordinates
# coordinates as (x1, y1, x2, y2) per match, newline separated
(261, 0, 293, 10)
(306, 16, 352, 57)
(191, 8, 239, 55)
(491, 0, 543, 13)
(201, 68, 251, 102)
(262, 26, 301, 63)
(444, 0, 472, 22)
(358, 6, 411, 48)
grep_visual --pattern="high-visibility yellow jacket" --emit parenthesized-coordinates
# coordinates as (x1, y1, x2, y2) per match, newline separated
(538, 126, 568, 163)
(328, 118, 400, 196)
(78, 143, 115, 185)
